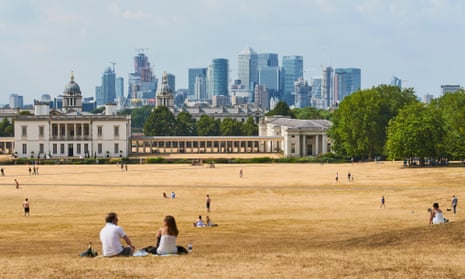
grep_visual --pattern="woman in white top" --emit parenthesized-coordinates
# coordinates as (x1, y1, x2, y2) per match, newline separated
(156, 215, 179, 255)
(429, 202, 444, 224)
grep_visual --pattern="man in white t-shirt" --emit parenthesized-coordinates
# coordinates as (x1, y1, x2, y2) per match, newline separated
(100, 212, 135, 257)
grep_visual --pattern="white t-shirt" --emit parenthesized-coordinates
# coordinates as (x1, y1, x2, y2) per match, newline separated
(432, 210, 444, 224)
(100, 223, 126, 256)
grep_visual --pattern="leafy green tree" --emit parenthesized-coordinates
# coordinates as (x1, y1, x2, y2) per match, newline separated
(175, 111, 196, 136)
(143, 106, 177, 136)
(266, 101, 295, 118)
(385, 102, 445, 160)
(329, 85, 417, 159)
(130, 106, 153, 128)
(220, 118, 243, 136)
(196, 115, 220, 136)
(430, 90, 465, 159)
(292, 106, 331, 120)
(0, 118, 13, 136)
(241, 117, 258, 136)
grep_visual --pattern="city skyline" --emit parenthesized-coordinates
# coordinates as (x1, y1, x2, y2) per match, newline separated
(1, 0, 465, 104)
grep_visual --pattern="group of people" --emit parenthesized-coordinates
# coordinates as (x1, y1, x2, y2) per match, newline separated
(162, 192, 176, 199)
(193, 215, 217, 227)
(99, 212, 186, 257)
(428, 195, 458, 225)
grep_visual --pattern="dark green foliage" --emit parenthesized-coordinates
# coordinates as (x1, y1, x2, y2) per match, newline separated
(143, 106, 177, 136)
(0, 118, 13, 137)
(196, 115, 220, 136)
(220, 118, 243, 136)
(266, 101, 295, 118)
(175, 111, 196, 136)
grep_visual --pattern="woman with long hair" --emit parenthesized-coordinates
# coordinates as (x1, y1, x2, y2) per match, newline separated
(156, 215, 183, 255)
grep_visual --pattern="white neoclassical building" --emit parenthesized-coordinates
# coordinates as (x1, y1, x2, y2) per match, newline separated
(259, 116, 332, 157)
(14, 74, 131, 159)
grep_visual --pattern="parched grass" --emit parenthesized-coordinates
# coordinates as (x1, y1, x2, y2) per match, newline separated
(1, 162, 465, 278)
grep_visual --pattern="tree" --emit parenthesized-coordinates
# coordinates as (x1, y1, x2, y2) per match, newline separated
(143, 106, 177, 136)
(220, 118, 243, 136)
(129, 106, 153, 128)
(266, 101, 295, 118)
(241, 117, 258, 136)
(0, 118, 13, 137)
(329, 85, 418, 159)
(175, 111, 196, 136)
(196, 115, 220, 136)
(385, 102, 445, 160)
(292, 106, 331, 120)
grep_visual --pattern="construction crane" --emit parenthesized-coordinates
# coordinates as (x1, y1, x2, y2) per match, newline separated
(109, 62, 116, 73)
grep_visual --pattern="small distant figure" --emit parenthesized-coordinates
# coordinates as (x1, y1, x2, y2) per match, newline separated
(28, 167, 32, 175)
(429, 202, 447, 224)
(347, 172, 351, 182)
(451, 195, 458, 215)
(171, 192, 176, 199)
(335, 172, 339, 183)
(1, 168, 5, 176)
(380, 196, 385, 208)
(351, 157, 354, 165)
(206, 215, 218, 227)
(23, 198, 30, 216)
(121, 162, 124, 170)
(239, 168, 243, 178)
(125, 163, 128, 171)
(15, 179, 19, 190)
(206, 194, 211, 212)
(351, 175, 354, 182)
(193, 215, 205, 227)
(163, 192, 167, 199)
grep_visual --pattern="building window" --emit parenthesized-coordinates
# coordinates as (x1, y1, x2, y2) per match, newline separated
(114, 143, 119, 154)
(77, 144, 81, 154)
(97, 126, 103, 137)
(98, 143, 102, 154)
(22, 126, 27, 137)
(52, 124, 58, 137)
(114, 126, 120, 137)
(60, 144, 65, 154)
(83, 124, 90, 136)
(39, 126, 44, 138)
(291, 143, 295, 153)
(84, 144, 89, 154)
(22, 144, 27, 154)
(39, 144, 44, 154)
(53, 144, 57, 154)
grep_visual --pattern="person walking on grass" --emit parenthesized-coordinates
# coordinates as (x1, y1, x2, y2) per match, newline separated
(380, 196, 385, 208)
(206, 194, 211, 212)
(15, 179, 19, 190)
(451, 195, 458, 216)
(23, 198, 30, 216)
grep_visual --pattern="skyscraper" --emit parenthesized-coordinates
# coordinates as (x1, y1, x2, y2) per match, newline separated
(115, 77, 124, 98)
(9, 94, 23, 109)
(282, 56, 303, 105)
(194, 75, 207, 100)
(390, 76, 402, 89)
(440, 84, 461, 95)
(102, 67, 116, 105)
(237, 47, 258, 91)
(258, 53, 279, 68)
(257, 53, 280, 96)
(294, 77, 311, 108)
(166, 73, 176, 92)
(209, 58, 229, 97)
(254, 84, 269, 111)
(188, 68, 207, 97)
(322, 66, 333, 108)
(128, 51, 157, 102)
(333, 68, 361, 105)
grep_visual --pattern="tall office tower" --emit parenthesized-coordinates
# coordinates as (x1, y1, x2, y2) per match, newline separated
(166, 73, 176, 92)
(194, 75, 207, 100)
(237, 47, 258, 90)
(116, 77, 124, 98)
(282, 56, 303, 105)
(390, 76, 402, 89)
(441, 84, 461, 95)
(333, 68, 361, 105)
(258, 66, 280, 94)
(95, 86, 104, 106)
(209, 58, 229, 96)
(101, 67, 116, 105)
(254, 84, 270, 111)
(294, 77, 311, 108)
(258, 53, 279, 68)
(188, 68, 207, 97)
(322, 66, 333, 108)
(423, 94, 434, 104)
(128, 50, 157, 101)
(310, 77, 324, 109)
(9, 94, 23, 109)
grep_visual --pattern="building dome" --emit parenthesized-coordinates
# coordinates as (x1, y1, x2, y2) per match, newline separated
(63, 72, 82, 95)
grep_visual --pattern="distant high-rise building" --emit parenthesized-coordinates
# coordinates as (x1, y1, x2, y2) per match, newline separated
(441, 84, 461, 95)
(333, 68, 361, 105)
(188, 68, 207, 97)
(194, 75, 207, 100)
(258, 53, 279, 69)
(128, 51, 157, 102)
(390, 76, 402, 88)
(166, 73, 176, 92)
(423, 94, 434, 104)
(209, 58, 229, 97)
(294, 78, 311, 108)
(310, 77, 325, 109)
(9, 94, 23, 109)
(237, 47, 258, 91)
(322, 66, 333, 108)
(258, 66, 280, 93)
(282, 56, 303, 105)
(116, 77, 124, 98)
(102, 67, 116, 104)
(95, 86, 104, 107)
(254, 84, 269, 111)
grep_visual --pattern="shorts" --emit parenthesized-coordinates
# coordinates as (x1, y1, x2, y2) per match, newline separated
(24, 208, 30, 213)
(206, 202, 210, 209)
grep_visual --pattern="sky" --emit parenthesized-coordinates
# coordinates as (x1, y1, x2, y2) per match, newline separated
(1, 0, 465, 104)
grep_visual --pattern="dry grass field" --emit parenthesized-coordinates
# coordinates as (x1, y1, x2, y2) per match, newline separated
(1, 161, 465, 278)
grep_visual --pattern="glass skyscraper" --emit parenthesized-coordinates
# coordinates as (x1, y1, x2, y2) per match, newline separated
(282, 56, 303, 105)
(237, 47, 258, 91)
(102, 67, 116, 105)
(333, 68, 361, 105)
(210, 58, 229, 96)
(188, 68, 207, 97)
(258, 53, 279, 69)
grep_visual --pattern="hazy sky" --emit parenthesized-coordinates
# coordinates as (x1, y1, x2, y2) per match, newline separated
(1, 0, 464, 104)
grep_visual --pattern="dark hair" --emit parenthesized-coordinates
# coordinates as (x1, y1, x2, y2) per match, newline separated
(105, 212, 118, 223)
(164, 215, 179, 236)
(433, 203, 439, 209)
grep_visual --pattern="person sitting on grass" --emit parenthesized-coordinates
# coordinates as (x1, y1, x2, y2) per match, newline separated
(193, 215, 205, 227)
(206, 215, 218, 227)
(428, 202, 448, 224)
(155, 215, 187, 255)
(99, 212, 135, 257)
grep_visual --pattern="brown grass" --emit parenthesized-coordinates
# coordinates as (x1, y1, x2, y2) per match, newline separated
(1, 162, 465, 278)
